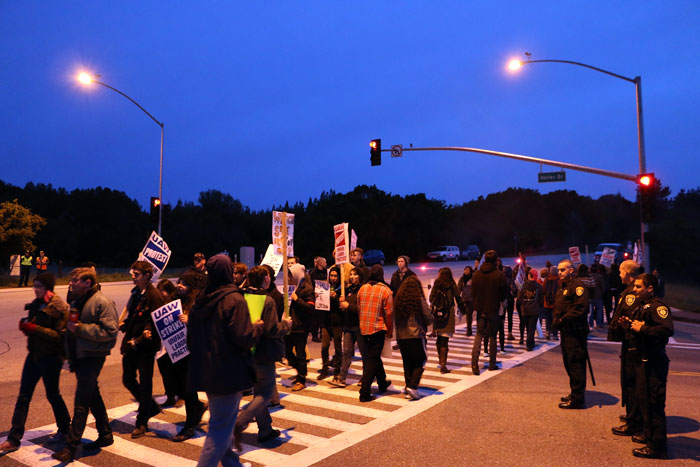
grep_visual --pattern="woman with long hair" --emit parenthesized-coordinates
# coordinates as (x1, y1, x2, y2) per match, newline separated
(429, 267, 466, 373)
(394, 276, 433, 400)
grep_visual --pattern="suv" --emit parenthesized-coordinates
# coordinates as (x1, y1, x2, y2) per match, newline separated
(593, 242, 633, 265)
(460, 244, 480, 260)
(427, 246, 460, 261)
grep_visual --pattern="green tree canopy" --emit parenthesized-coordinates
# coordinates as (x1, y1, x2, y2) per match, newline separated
(0, 199, 46, 270)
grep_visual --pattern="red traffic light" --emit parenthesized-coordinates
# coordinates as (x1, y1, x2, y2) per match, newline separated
(151, 197, 161, 208)
(636, 173, 654, 187)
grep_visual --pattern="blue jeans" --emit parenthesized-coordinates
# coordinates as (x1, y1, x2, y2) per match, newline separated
(339, 326, 366, 382)
(235, 361, 276, 438)
(198, 392, 243, 467)
(588, 298, 604, 327)
(66, 356, 111, 451)
(8, 353, 71, 446)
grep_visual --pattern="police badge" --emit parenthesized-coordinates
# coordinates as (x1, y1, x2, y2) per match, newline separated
(657, 306, 669, 319)
(575, 286, 584, 296)
(625, 295, 636, 306)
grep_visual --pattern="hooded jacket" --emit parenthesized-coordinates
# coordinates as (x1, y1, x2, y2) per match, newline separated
(67, 286, 119, 360)
(25, 293, 69, 359)
(472, 262, 508, 317)
(187, 254, 261, 394)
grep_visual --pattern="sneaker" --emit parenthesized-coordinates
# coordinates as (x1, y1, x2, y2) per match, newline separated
(316, 369, 329, 380)
(131, 425, 148, 439)
(291, 382, 305, 392)
(258, 429, 281, 443)
(406, 387, 422, 400)
(84, 435, 114, 450)
(51, 447, 75, 462)
(173, 427, 195, 442)
(359, 394, 376, 403)
(0, 441, 19, 455)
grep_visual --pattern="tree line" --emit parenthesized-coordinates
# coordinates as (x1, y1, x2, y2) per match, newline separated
(1, 179, 698, 282)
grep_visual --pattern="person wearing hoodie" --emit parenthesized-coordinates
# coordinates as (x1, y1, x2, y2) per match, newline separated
(285, 263, 316, 391)
(233, 266, 292, 450)
(1, 273, 71, 456)
(52, 267, 119, 463)
(187, 254, 263, 467)
(318, 266, 343, 380)
(517, 268, 544, 351)
(457, 266, 475, 336)
(471, 250, 508, 375)
(331, 267, 368, 388)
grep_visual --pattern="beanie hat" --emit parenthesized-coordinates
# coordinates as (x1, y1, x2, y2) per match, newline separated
(398, 255, 410, 265)
(34, 272, 56, 292)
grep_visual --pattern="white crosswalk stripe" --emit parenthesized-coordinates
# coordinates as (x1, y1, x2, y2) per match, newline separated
(3, 320, 556, 466)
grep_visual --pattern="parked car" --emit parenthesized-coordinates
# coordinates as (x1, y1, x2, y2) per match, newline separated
(364, 249, 385, 266)
(460, 244, 481, 260)
(427, 245, 460, 261)
(593, 242, 633, 265)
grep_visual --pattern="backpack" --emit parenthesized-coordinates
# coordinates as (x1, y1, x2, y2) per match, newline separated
(430, 287, 450, 320)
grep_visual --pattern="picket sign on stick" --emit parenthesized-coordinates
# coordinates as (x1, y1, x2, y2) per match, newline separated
(282, 212, 289, 318)
(334, 223, 350, 300)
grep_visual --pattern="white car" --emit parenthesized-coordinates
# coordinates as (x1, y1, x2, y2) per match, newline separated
(427, 246, 460, 261)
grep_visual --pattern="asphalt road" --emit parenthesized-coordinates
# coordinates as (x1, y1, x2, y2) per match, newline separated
(1, 264, 699, 466)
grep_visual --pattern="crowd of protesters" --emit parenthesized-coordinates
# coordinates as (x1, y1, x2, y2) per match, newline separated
(1, 247, 673, 463)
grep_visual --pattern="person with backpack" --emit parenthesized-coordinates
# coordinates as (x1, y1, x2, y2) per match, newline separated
(429, 267, 466, 374)
(542, 266, 559, 340)
(517, 268, 544, 351)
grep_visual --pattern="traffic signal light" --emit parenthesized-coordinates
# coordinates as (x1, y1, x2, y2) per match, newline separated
(370, 139, 381, 166)
(150, 197, 161, 218)
(636, 173, 655, 222)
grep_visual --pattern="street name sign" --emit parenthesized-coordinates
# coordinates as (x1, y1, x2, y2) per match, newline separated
(538, 171, 566, 183)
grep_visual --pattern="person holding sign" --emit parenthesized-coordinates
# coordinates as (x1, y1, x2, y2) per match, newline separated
(186, 254, 263, 467)
(318, 266, 343, 380)
(332, 267, 368, 388)
(119, 261, 164, 439)
(234, 266, 292, 450)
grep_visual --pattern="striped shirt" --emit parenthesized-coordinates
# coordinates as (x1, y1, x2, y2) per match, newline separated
(357, 281, 393, 336)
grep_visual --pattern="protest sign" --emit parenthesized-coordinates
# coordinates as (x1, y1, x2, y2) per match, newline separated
(151, 299, 188, 363)
(351, 229, 357, 251)
(315, 280, 330, 311)
(600, 247, 616, 268)
(261, 244, 284, 277)
(272, 211, 294, 257)
(334, 223, 349, 264)
(569, 246, 581, 266)
(139, 231, 171, 281)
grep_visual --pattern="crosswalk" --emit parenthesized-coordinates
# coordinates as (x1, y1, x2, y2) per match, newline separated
(2, 322, 556, 466)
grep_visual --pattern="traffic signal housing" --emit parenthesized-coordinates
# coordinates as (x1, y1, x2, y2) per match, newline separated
(636, 173, 656, 222)
(370, 139, 381, 166)
(150, 197, 161, 219)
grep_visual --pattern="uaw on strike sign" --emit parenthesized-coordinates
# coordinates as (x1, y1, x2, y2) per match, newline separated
(151, 299, 189, 363)
(139, 231, 171, 281)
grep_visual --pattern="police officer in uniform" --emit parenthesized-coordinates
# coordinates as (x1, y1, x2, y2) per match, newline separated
(608, 260, 642, 436)
(623, 273, 673, 459)
(553, 259, 589, 409)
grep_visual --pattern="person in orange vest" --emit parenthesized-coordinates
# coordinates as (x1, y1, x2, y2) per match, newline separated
(35, 251, 49, 276)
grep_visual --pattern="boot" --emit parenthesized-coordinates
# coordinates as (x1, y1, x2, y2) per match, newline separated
(438, 346, 450, 373)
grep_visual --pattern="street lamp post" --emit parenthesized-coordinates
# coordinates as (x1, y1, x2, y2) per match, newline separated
(508, 58, 650, 271)
(77, 72, 165, 235)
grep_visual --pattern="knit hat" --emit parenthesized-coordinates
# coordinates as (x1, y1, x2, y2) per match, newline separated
(34, 272, 56, 292)
(289, 263, 306, 286)
(397, 255, 410, 265)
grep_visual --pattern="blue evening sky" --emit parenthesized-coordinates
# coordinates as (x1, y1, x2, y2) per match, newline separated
(2, 2, 699, 211)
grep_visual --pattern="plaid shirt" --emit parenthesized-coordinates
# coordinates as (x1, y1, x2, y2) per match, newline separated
(357, 281, 393, 336)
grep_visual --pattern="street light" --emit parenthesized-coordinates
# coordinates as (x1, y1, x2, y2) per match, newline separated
(508, 56, 650, 271)
(77, 71, 165, 235)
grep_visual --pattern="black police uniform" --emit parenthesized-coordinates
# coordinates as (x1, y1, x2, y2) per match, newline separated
(608, 283, 642, 433)
(553, 277, 589, 408)
(630, 294, 673, 457)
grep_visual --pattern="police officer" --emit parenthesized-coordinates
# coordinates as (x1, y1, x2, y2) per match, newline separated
(608, 260, 642, 436)
(623, 273, 673, 459)
(553, 259, 589, 409)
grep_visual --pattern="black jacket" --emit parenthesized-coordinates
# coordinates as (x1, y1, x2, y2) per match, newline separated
(187, 254, 261, 394)
(243, 287, 290, 363)
(390, 268, 416, 296)
(25, 294, 69, 359)
(120, 284, 163, 354)
(289, 274, 316, 333)
(472, 262, 507, 317)
(553, 278, 589, 331)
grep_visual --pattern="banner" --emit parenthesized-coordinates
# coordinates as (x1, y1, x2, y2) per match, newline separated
(334, 223, 349, 264)
(569, 246, 581, 266)
(315, 280, 330, 311)
(139, 231, 171, 281)
(151, 299, 189, 363)
(351, 229, 357, 251)
(272, 211, 294, 257)
(261, 244, 284, 277)
(600, 247, 616, 268)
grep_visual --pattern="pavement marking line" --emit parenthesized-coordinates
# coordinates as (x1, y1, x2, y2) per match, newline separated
(276, 367, 451, 389)
(291, 383, 411, 407)
(279, 393, 391, 418)
(267, 407, 362, 431)
(269, 340, 559, 467)
(669, 371, 700, 376)
(669, 337, 678, 344)
(2, 431, 91, 467)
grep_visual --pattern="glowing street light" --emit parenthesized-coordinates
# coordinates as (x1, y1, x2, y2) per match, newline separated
(76, 71, 165, 235)
(507, 59, 522, 72)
